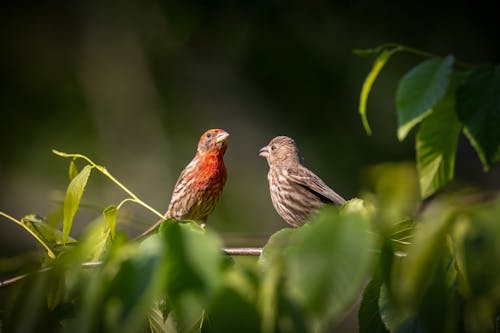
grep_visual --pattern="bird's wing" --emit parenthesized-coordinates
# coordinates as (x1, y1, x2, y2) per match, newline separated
(166, 158, 199, 218)
(288, 165, 347, 205)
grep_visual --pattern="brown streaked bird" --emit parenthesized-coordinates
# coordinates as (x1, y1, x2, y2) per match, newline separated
(137, 129, 229, 239)
(259, 136, 346, 227)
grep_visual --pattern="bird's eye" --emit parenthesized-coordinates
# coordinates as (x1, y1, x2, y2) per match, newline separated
(206, 132, 213, 138)
(270, 145, 277, 152)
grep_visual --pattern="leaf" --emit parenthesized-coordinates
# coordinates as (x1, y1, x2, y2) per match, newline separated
(396, 55, 455, 141)
(258, 228, 295, 333)
(359, 48, 399, 135)
(379, 285, 417, 333)
(103, 205, 118, 239)
(162, 222, 225, 332)
(67, 234, 168, 333)
(416, 74, 463, 198)
(456, 64, 500, 170)
(203, 287, 261, 333)
(69, 158, 79, 180)
(285, 206, 374, 330)
(392, 201, 454, 307)
(63, 165, 93, 243)
(359, 278, 389, 333)
(149, 307, 178, 333)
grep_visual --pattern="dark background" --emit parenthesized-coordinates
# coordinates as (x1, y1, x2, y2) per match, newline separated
(1, 0, 499, 255)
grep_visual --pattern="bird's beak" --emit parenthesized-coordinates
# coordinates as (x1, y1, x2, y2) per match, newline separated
(215, 131, 230, 143)
(259, 145, 269, 158)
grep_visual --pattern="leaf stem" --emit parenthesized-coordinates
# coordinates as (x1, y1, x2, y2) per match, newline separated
(355, 43, 473, 68)
(53, 150, 164, 219)
(0, 211, 56, 259)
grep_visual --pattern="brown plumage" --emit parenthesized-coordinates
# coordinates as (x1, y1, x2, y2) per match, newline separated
(259, 136, 346, 227)
(137, 129, 229, 239)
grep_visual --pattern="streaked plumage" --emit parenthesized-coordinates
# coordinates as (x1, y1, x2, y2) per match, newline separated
(137, 129, 228, 239)
(259, 136, 346, 227)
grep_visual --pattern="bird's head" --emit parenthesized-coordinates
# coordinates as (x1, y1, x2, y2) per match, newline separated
(198, 129, 229, 155)
(259, 136, 301, 167)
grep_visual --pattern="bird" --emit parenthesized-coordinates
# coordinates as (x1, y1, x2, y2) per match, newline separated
(259, 136, 346, 227)
(136, 129, 229, 239)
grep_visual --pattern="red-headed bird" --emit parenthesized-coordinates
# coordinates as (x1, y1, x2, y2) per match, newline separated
(137, 129, 229, 239)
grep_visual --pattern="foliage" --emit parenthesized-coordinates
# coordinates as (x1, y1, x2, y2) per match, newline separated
(1, 44, 499, 333)
(356, 43, 500, 198)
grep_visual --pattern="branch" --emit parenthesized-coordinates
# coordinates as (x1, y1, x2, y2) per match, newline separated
(0, 247, 263, 287)
(223, 247, 263, 256)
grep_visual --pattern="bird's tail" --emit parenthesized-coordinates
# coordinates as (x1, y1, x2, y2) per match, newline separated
(134, 215, 167, 241)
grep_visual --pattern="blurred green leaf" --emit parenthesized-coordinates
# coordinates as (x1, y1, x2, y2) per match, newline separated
(63, 165, 93, 243)
(21, 214, 76, 249)
(202, 287, 261, 333)
(396, 56, 454, 140)
(416, 75, 462, 198)
(379, 284, 417, 333)
(456, 64, 500, 170)
(258, 228, 295, 333)
(359, 278, 389, 333)
(149, 306, 178, 333)
(103, 205, 117, 239)
(67, 234, 167, 333)
(363, 163, 420, 231)
(359, 48, 399, 135)
(452, 197, 500, 331)
(285, 206, 374, 330)
(392, 201, 454, 307)
(162, 222, 225, 332)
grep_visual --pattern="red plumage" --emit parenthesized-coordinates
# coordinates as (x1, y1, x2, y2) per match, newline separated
(137, 129, 228, 238)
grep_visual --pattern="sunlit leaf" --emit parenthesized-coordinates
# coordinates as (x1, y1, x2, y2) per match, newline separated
(359, 48, 399, 135)
(396, 56, 454, 140)
(103, 205, 118, 239)
(63, 165, 93, 243)
(69, 159, 79, 181)
(456, 64, 500, 170)
(21, 214, 75, 248)
(416, 75, 463, 198)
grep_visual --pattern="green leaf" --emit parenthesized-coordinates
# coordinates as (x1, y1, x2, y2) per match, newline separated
(392, 201, 454, 307)
(69, 158, 79, 180)
(203, 287, 261, 333)
(21, 214, 75, 247)
(103, 205, 118, 239)
(396, 55, 455, 140)
(63, 165, 93, 243)
(285, 206, 374, 329)
(359, 278, 389, 333)
(258, 228, 295, 333)
(456, 64, 500, 170)
(359, 48, 399, 135)
(416, 75, 463, 198)
(149, 307, 178, 333)
(162, 222, 224, 332)
(68, 234, 167, 333)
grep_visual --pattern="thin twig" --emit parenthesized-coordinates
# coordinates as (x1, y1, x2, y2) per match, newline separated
(0, 247, 263, 287)
(223, 247, 263, 256)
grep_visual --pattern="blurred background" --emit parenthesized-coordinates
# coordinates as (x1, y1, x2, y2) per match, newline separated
(1, 0, 499, 256)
